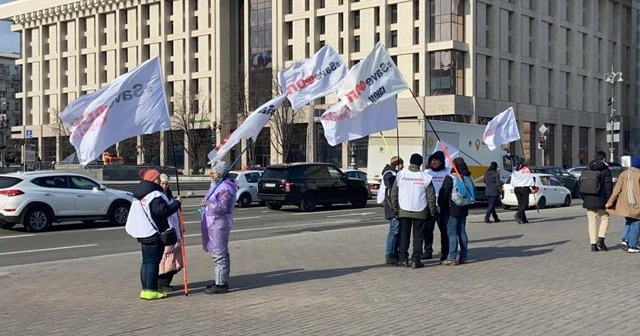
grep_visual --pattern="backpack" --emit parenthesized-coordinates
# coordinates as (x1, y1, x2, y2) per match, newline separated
(579, 170, 602, 195)
(377, 170, 396, 204)
(450, 174, 475, 206)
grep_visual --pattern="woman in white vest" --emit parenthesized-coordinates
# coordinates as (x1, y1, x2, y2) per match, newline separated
(125, 169, 182, 300)
(157, 174, 183, 292)
(390, 153, 437, 269)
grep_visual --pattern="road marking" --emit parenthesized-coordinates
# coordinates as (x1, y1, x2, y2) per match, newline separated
(183, 219, 363, 238)
(94, 218, 256, 232)
(0, 244, 98, 256)
(0, 234, 35, 239)
(292, 208, 378, 216)
(96, 227, 124, 231)
(326, 212, 376, 218)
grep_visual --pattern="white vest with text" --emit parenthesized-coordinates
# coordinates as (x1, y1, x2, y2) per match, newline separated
(396, 169, 433, 212)
(125, 190, 168, 239)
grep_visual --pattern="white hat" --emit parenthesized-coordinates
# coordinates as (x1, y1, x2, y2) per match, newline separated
(159, 174, 170, 182)
(212, 161, 228, 175)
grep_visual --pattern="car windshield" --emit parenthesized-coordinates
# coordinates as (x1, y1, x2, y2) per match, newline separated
(227, 173, 238, 181)
(261, 168, 288, 179)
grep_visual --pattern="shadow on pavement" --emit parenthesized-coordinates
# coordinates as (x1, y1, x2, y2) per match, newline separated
(185, 265, 380, 294)
(469, 234, 524, 244)
(527, 216, 583, 223)
(466, 240, 570, 264)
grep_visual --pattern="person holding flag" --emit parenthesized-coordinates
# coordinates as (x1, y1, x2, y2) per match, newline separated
(511, 158, 535, 224)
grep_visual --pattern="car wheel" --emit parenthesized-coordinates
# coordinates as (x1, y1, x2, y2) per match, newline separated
(351, 190, 368, 209)
(299, 192, 317, 212)
(238, 193, 252, 208)
(109, 202, 130, 226)
(502, 204, 511, 210)
(537, 197, 546, 210)
(266, 201, 283, 210)
(23, 207, 52, 232)
(1, 222, 16, 230)
(563, 195, 571, 207)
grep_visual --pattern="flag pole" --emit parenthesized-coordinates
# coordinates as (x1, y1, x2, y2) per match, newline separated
(379, 132, 394, 158)
(168, 129, 189, 296)
(407, 89, 484, 167)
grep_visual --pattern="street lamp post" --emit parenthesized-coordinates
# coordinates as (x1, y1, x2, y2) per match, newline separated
(605, 65, 623, 162)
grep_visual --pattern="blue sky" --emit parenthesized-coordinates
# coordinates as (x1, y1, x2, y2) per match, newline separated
(0, 0, 20, 53)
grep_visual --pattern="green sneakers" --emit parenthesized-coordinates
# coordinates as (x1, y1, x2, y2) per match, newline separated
(140, 290, 168, 300)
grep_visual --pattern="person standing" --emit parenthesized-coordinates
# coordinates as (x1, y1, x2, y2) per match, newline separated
(483, 162, 502, 223)
(440, 158, 474, 266)
(607, 156, 640, 253)
(157, 174, 184, 291)
(201, 161, 237, 294)
(423, 151, 449, 262)
(390, 153, 437, 269)
(510, 158, 534, 224)
(125, 169, 182, 300)
(381, 156, 404, 266)
(580, 151, 613, 252)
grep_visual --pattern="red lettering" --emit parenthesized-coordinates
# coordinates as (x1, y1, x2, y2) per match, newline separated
(295, 78, 306, 90)
(345, 90, 358, 102)
(303, 75, 314, 85)
(355, 80, 366, 95)
(286, 84, 298, 94)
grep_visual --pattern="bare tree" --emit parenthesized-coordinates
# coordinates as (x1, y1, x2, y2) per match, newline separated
(49, 108, 70, 137)
(171, 86, 214, 173)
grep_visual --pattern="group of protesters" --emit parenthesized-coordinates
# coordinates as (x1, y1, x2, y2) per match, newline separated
(125, 161, 235, 300)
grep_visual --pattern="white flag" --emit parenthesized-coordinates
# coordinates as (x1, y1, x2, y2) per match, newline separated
(278, 45, 347, 111)
(60, 57, 170, 166)
(336, 42, 408, 115)
(434, 141, 459, 168)
(483, 107, 521, 151)
(208, 93, 288, 164)
(320, 98, 397, 147)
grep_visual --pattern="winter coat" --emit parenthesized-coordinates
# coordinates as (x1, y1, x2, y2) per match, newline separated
(201, 179, 237, 255)
(440, 161, 472, 217)
(159, 187, 183, 275)
(130, 181, 181, 243)
(390, 164, 437, 220)
(382, 164, 398, 220)
(606, 168, 640, 219)
(484, 168, 501, 197)
(581, 160, 613, 210)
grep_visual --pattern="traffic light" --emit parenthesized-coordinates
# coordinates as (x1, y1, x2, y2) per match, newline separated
(537, 136, 546, 150)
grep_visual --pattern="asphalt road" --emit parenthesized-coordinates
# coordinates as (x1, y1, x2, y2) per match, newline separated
(0, 198, 584, 267)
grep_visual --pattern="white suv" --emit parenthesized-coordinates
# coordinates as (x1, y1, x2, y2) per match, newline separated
(227, 170, 262, 207)
(0, 171, 133, 232)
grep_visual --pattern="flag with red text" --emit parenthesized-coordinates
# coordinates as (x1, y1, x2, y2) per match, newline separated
(60, 57, 170, 165)
(335, 42, 408, 115)
(320, 97, 397, 146)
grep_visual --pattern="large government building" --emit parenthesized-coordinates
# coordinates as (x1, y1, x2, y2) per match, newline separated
(0, 0, 638, 173)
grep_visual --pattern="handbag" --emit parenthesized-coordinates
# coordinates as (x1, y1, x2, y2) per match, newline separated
(141, 207, 178, 246)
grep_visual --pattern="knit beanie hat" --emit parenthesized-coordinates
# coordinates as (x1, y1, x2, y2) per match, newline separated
(631, 156, 640, 169)
(139, 169, 161, 182)
(410, 153, 423, 166)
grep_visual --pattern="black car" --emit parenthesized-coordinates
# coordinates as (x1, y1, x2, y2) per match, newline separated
(530, 166, 579, 197)
(257, 163, 369, 212)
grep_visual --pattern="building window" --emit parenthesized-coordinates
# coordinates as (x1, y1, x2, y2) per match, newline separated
(390, 31, 398, 47)
(430, 0, 465, 42)
(315, 123, 342, 166)
(353, 11, 360, 29)
(318, 17, 325, 34)
(579, 127, 588, 165)
(429, 50, 464, 95)
(545, 124, 555, 165)
(374, 7, 380, 26)
(413, 0, 420, 20)
(413, 27, 420, 45)
(562, 125, 573, 167)
(249, 0, 273, 110)
(390, 4, 398, 24)
(353, 36, 361, 52)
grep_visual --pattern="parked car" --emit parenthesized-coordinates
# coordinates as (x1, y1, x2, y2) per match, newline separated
(501, 173, 572, 209)
(0, 171, 133, 232)
(343, 169, 373, 199)
(569, 162, 623, 184)
(257, 163, 369, 212)
(530, 166, 579, 198)
(568, 166, 586, 180)
(227, 170, 263, 207)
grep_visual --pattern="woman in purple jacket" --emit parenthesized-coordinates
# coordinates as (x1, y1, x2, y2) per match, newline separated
(200, 161, 237, 294)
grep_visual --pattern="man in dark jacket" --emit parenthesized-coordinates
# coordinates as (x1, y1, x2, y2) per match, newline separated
(382, 156, 404, 265)
(439, 157, 473, 266)
(483, 162, 502, 223)
(582, 151, 613, 251)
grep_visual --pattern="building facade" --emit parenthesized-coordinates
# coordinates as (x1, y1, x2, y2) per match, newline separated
(0, 52, 22, 163)
(0, 0, 638, 173)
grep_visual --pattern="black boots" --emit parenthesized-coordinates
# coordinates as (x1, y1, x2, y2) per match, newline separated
(596, 237, 608, 251)
(591, 244, 599, 252)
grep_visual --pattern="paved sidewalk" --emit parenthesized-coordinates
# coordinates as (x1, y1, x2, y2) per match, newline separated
(1, 205, 639, 335)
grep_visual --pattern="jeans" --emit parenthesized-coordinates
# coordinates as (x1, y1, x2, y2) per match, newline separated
(424, 213, 449, 261)
(514, 187, 531, 222)
(624, 218, 640, 249)
(446, 216, 468, 261)
(385, 218, 400, 259)
(485, 196, 500, 221)
(213, 252, 231, 286)
(621, 223, 631, 242)
(140, 238, 165, 291)
(586, 209, 610, 244)
(398, 218, 426, 262)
